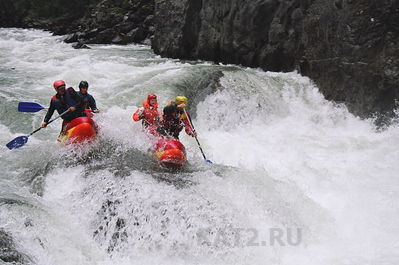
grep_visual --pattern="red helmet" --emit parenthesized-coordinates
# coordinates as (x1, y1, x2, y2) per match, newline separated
(147, 94, 157, 100)
(53, 80, 66, 89)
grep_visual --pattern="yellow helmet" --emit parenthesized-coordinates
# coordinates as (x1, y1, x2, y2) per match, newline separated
(175, 96, 188, 104)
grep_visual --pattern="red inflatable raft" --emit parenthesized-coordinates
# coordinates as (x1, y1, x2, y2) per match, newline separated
(153, 137, 186, 169)
(58, 114, 97, 145)
(138, 124, 186, 169)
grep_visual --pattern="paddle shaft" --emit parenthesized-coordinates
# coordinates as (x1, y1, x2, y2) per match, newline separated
(6, 108, 72, 150)
(194, 134, 207, 161)
(183, 109, 208, 161)
(30, 108, 70, 136)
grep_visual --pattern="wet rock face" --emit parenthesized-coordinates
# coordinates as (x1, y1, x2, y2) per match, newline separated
(0, 0, 155, 45)
(153, 0, 310, 66)
(301, 0, 399, 119)
(1, 0, 397, 118)
(65, 0, 155, 45)
(0, 0, 28, 27)
(0, 229, 28, 264)
(152, 0, 399, 118)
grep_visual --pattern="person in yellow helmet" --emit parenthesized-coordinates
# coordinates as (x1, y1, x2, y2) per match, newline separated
(175, 96, 188, 105)
(158, 96, 196, 139)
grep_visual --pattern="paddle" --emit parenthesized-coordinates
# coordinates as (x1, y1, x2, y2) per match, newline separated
(183, 109, 213, 164)
(6, 109, 70, 150)
(18, 102, 46, 113)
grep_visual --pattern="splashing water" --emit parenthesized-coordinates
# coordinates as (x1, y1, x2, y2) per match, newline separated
(1, 28, 398, 265)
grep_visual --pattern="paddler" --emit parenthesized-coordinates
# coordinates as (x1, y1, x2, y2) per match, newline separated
(41, 80, 85, 137)
(77, 81, 100, 113)
(158, 96, 196, 139)
(133, 94, 161, 134)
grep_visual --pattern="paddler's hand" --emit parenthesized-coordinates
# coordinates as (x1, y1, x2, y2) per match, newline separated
(188, 130, 197, 137)
(177, 103, 186, 109)
(68, 107, 76, 112)
(41, 122, 47, 128)
(92, 109, 100, 113)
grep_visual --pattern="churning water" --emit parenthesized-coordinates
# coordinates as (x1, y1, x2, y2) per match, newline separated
(0, 28, 398, 265)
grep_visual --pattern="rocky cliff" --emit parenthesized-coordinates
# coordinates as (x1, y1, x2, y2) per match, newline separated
(64, 0, 154, 45)
(152, 0, 399, 120)
(0, 0, 154, 45)
(0, 0, 97, 33)
(1, 0, 397, 120)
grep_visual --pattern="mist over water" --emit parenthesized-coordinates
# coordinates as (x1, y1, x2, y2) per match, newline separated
(1, 28, 398, 265)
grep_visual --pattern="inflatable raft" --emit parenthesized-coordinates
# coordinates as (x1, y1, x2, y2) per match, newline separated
(58, 113, 97, 145)
(137, 124, 186, 169)
(153, 137, 186, 169)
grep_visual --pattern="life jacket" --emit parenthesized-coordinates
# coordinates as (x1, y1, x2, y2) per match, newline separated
(78, 92, 89, 109)
(132, 100, 160, 127)
(65, 87, 78, 106)
(51, 87, 82, 121)
(78, 92, 98, 111)
(161, 112, 183, 133)
(51, 95, 68, 114)
(163, 101, 194, 135)
(160, 101, 194, 138)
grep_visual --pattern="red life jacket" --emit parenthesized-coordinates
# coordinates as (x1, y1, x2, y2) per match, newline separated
(132, 100, 160, 126)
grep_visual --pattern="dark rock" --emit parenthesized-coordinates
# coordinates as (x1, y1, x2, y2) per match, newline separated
(126, 27, 146, 43)
(118, 22, 136, 34)
(112, 34, 124, 44)
(0, 229, 29, 263)
(0, 0, 154, 45)
(148, 26, 155, 35)
(72, 42, 91, 49)
(2, 0, 397, 119)
(86, 28, 100, 38)
(91, 28, 115, 43)
(64, 33, 79, 43)
(144, 15, 154, 26)
(116, 218, 126, 229)
(70, 0, 154, 44)
(142, 38, 152, 45)
(152, 0, 399, 119)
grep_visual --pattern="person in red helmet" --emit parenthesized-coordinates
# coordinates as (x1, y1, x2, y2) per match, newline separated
(41, 80, 84, 136)
(133, 94, 161, 134)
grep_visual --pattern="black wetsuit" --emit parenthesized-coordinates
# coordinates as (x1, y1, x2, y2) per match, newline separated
(159, 104, 184, 139)
(78, 92, 98, 111)
(44, 87, 84, 123)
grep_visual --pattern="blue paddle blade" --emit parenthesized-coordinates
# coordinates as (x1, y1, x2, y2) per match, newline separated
(18, 102, 45, 113)
(205, 159, 213, 164)
(6, 136, 29, 150)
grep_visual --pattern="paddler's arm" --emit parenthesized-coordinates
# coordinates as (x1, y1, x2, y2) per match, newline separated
(182, 112, 196, 137)
(133, 107, 144, 121)
(41, 100, 55, 127)
(88, 95, 99, 112)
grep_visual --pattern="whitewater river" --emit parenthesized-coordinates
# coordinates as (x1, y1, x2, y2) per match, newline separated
(0, 28, 398, 265)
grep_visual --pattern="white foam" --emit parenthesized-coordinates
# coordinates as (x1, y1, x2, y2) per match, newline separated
(1, 28, 398, 265)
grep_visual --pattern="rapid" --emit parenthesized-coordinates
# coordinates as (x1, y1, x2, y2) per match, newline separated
(0, 28, 398, 265)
